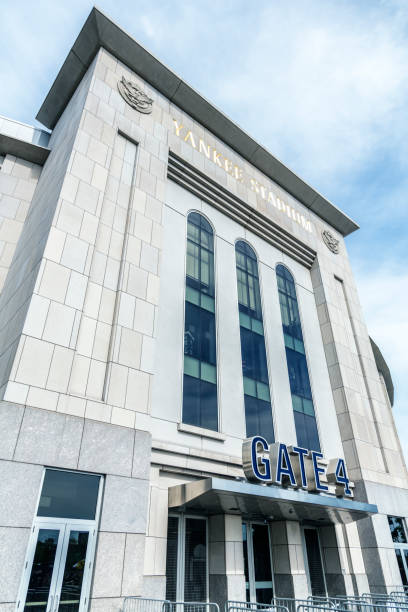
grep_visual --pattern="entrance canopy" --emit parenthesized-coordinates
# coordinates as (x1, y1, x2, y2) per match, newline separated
(168, 477, 377, 525)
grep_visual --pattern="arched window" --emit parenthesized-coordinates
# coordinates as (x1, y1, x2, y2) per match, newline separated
(235, 241, 274, 442)
(182, 212, 218, 431)
(276, 264, 320, 451)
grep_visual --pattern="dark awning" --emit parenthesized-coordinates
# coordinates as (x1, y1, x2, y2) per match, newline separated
(168, 477, 377, 526)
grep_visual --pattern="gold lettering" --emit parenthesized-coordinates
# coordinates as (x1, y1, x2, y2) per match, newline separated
(234, 166, 244, 182)
(277, 199, 291, 218)
(184, 131, 197, 148)
(173, 119, 184, 137)
(213, 149, 223, 168)
(199, 139, 210, 159)
(276, 196, 284, 210)
(260, 185, 267, 200)
(250, 178, 260, 193)
(268, 191, 277, 206)
(301, 217, 312, 232)
(224, 158, 233, 174)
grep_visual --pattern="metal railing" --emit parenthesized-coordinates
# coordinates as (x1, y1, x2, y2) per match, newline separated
(274, 598, 334, 612)
(123, 598, 171, 612)
(298, 605, 347, 612)
(390, 594, 408, 604)
(123, 600, 220, 612)
(123, 594, 408, 612)
(298, 600, 408, 612)
(167, 603, 220, 612)
(226, 602, 289, 612)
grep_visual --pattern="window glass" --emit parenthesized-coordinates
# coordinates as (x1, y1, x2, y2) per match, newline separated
(242, 522, 274, 604)
(184, 518, 207, 602)
(242, 524, 250, 602)
(37, 470, 100, 520)
(395, 549, 408, 586)
(252, 524, 273, 603)
(276, 265, 320, 451)
(388, 516, 408, 544)
(58, 530, 89, 611)
(165, 516, 207, 602)
(24, 529, 59, 611)
(165, 516, 179, 601)
(183, 213, 218, 431)
(183, 375, 218, 431)
(244, 396, 274, 442)
(235, 241, 274, 443)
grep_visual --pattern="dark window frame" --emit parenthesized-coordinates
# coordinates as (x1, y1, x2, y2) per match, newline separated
(182, 212, 218, 432)
(388, 515, 408, 586)
(235, 240, 275, 443)
(276, 263, 321, 451)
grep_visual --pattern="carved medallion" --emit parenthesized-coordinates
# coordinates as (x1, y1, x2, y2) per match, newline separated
(322, 229, 340, 254)
(117, 76, 153, 114)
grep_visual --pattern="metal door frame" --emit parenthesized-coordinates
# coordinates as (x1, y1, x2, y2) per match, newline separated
(168, 513, 209, 603)
(243, 520, 275, 603)
(53, 522, 96, 612)
(16, 468, 103, 611)
(17, 520, 97, 612)
(16, 521, 66, 611)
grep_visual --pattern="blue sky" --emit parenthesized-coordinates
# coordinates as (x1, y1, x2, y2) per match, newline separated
(1, 0, 407, 460)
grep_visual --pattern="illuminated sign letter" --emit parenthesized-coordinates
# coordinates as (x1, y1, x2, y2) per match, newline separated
(327, 458, 354, 497)
(289, 446, 309, 488)
(242, 436, 271, 482)
(272, 443, 296, 486)
(173, 119, 184, 137)
(250, 178, 260, 193)
(199, 139, 211, 159)
(213, 150, 223, 168)
(234, 166, 244, 182)
(184, 131, 197, 148)
(311, 451, 329, 492)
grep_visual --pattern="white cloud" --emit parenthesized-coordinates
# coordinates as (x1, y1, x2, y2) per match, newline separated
(213, 0, 408, 192)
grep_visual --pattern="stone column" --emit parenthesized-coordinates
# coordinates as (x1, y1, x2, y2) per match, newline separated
(208, 514, 245, 608)
(357, 512, 402, 594)
(342, 522, 370, 595)
(319, 525, 350, 596)
(270, 521, 309, 599)
(142, 466, 168, 598)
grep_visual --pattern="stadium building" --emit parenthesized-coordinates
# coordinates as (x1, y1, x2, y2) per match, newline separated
(0, 8, 407, 611)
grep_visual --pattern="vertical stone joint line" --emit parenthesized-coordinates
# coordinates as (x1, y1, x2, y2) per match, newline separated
(67, 133, 138, 402)
(102, 137, 139, 402)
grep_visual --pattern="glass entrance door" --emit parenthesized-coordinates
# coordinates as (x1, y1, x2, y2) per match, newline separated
(18, 523, 95, 611)
(22, 523, 64, 611)
(165, 514, 208, 602)
(242, 522, 274, 604)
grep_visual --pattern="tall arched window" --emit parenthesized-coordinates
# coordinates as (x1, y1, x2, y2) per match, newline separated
(235, 241, 274, 442)
(182, 212, 218, 431)
(276, 264, 320, 451)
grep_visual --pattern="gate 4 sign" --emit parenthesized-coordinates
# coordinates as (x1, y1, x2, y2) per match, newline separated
(242, 437, 354, 498)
